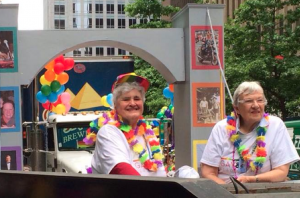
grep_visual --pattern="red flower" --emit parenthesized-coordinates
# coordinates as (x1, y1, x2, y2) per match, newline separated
(241, 149, 249, 156)
(256, 150, 267, 157)
(275, 55, 284, 60)
(143, 160, 153, 170)
(123, 129, 134, 140)
(228, 119, 236, 126)
(149, 140, 159, 146)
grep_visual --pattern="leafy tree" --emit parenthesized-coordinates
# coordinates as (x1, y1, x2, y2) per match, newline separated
(125, 0, 179, 118)
(224, 0, 300, 119)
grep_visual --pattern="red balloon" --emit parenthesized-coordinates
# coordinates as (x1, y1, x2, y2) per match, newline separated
(54, 63, 64, 74)
(52, 95, 62, 107)
(42, 101, 52, 110)
(64, 58, 75, 71)
(54, 55, 65, 64)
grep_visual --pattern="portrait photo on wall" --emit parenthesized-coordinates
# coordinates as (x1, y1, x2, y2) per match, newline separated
(191, 26, 223, 70)
(0, 146, 21, 171)
(0, 86, 20, 132)
(0, 27, 18, 73)
(192, 83, 223, 127)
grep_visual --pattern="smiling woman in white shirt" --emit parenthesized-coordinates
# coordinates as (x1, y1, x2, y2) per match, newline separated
(200, 81, 300, 184)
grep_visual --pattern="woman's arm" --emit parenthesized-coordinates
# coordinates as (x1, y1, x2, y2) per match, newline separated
(201, 163, 225, 184)
(237, 163, 290, 183)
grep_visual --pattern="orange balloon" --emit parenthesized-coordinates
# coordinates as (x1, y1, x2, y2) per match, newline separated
(169, 84, 174, 92)
(57, 72, 69, 85)
(44, 70, 56, 82)
(45, 60, 55, 70)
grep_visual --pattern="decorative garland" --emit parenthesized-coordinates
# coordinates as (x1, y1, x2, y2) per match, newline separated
(84, 110, 164, 172)
(227, 112, 269, 175)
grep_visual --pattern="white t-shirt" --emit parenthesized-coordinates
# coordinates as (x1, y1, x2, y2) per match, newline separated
(92, 124, 166, 177)
(201, 115, 300, 183)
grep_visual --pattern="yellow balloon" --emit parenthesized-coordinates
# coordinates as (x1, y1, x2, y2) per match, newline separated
(56, 104, 66, 115)
(40, 75, 51, 86)
(101, 96, 110, 107)
(51, 105, 57, 113)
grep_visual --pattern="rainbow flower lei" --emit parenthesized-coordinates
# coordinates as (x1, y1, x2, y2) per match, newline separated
(84, 110, 164, 172)
(227, 112, 269, 174)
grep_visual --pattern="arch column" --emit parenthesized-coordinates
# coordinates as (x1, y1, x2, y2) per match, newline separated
(172, 4, 225, 171)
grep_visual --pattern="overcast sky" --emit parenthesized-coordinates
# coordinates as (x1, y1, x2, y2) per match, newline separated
(2, 0, 43, 30)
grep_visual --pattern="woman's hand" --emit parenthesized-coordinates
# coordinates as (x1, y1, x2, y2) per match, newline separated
(237, 175, 255, 183)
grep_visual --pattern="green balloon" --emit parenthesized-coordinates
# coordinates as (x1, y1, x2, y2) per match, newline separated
(51, 80, 61, 92)
(41, 85, 51, 96)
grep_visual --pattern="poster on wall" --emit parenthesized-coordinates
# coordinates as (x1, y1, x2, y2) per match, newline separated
(0, 27, 18, 73)
(193, 140, 207, 172)
(0, 86, 20, 132)
(0, 146, 22, 170)
(191, 26, 223, 70)
(192, 82, 223, 127)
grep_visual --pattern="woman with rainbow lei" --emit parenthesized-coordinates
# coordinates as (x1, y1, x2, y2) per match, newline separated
(88, 73, 166, 176)
(200, 81, 299, 184)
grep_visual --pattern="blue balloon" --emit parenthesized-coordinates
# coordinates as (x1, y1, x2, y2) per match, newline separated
(57, 84, 65, 95)
(106, 93, 113, 107)
(36, 91, 47, 103)
(47, 92, 58, 103)
(163, 87, 173, 99)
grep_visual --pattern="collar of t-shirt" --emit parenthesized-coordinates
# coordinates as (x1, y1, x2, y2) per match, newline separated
(236, 115, 268, 135)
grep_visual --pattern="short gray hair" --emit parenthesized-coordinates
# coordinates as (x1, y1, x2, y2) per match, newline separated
(112, 82, 146, 106)
(233, 81, 266, 106)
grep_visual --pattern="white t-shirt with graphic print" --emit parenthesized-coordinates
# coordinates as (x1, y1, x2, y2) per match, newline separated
(201, 115, 299, 183)
(92, 124, 166, 177)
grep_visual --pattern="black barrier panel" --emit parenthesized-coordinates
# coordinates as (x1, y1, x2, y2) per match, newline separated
(0, 171, 234, 198)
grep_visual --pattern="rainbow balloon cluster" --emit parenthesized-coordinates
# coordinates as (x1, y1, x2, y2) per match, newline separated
(101, 93, 113, 108)
(163, 84, 174, 104)
(36, 55, 74, 114)
(157, 104, 174, 120)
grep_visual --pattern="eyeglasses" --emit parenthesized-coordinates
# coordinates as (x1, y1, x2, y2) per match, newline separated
(238, 98, 267, 105)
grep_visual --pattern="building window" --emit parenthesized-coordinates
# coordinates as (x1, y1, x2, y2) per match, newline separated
(88, 18, 92, 28)
(118, 4, 125, 14)
(96, 47, 104, 56)
(140, 18, 148, 24)
(107, 19, 114, 28)
(118, 49, 126, 55)
(55, 19, 65, 29)
(96, 18, 103, 28)
(107, 4, 114, 14)
(107, 48, 115, 55)
(129, 19, 136, 26)
(73, 2, 81, 13)
(95, 4, 103, 13)
(73, 49, 81, 56)
(85, 47, 92, 56)
(88, 3, 92, 13)
(54, 5, 65, 15)
(73, 18, 77, 28)
(118, 19, 125, 29)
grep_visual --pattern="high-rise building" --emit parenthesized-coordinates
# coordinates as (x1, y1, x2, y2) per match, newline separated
(43, 0, 149, 58)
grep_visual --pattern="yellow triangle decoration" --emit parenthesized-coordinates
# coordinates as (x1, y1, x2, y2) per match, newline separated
(71, 82, 102, 110)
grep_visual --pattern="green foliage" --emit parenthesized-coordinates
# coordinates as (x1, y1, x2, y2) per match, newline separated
(125, 0, 179, 21)
(133, 55, 169, 118)
(125, 0, 179, 117)
(225, 0, 300, 119)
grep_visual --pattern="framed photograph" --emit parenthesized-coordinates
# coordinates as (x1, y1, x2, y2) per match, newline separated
(0, 27, 18, 73)
(0, 86, 20, 132)
(193, 140, 207, 172)
(0, 146, 22, 170)
(192, 82, 224, 127)
(191, 26, 223, 70)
